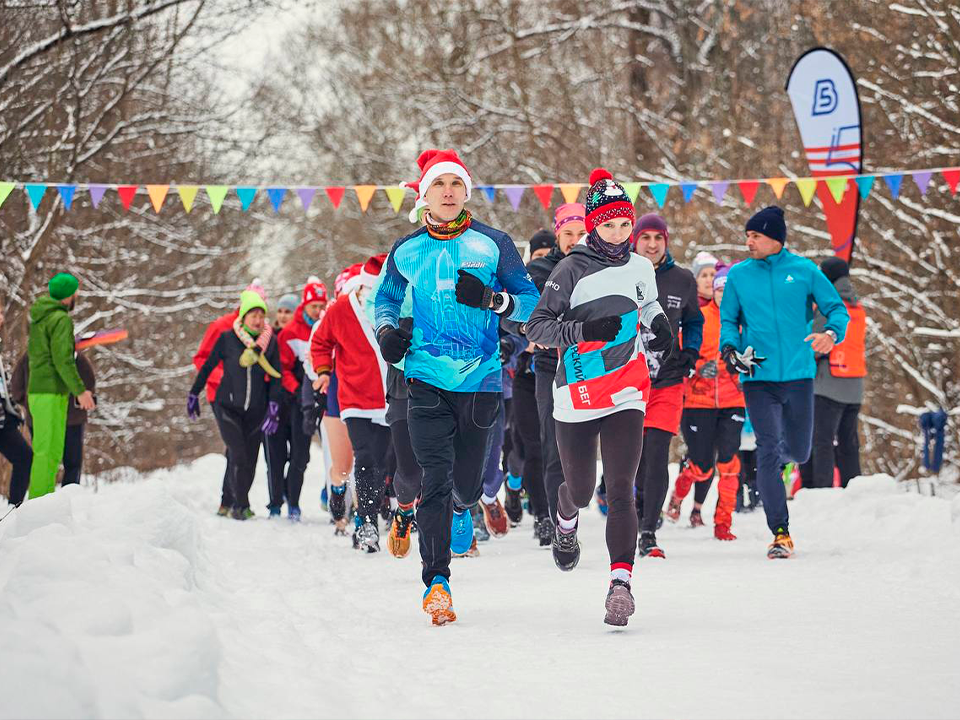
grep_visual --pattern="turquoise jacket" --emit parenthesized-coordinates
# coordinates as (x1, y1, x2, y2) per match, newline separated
(719, 249, 849, 383)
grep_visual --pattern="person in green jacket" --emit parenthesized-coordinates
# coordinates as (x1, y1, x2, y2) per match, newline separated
(27, 272, 96, 498)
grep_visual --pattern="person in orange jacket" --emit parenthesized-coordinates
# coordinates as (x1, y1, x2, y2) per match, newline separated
(665, 263, 744, 541)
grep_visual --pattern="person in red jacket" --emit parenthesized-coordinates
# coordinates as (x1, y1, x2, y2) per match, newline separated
(271, 277, 327, 521)
(666, 263, 744, 540)
(193, 279, 267, 515)
(311, 254, 389, 552)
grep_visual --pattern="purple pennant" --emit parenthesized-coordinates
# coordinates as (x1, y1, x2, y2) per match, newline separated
(88, 184, 108, 208)
(711, 181, 729, 204)
(912, 171, 933, 196)
(503, 186, 525, 211)
(296, 188, 316, 210)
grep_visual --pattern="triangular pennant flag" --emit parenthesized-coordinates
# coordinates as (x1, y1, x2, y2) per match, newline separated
(532, 184, 554, 209)
(117, 185, 138, 211)
(236, 187, 257, 211)
(504, 186, 525, 211)
(622, 182, 641, 204)
(25, 183, 47, 210)
(766, 177, 790, 199)
(354, 185, 377, 212)
(0, 181, 15, 209)
(711, 181, 729, 204)
(680, 183, 697, 203)
(325, 186, 346, 209)
(648, 183, 669, 208)
(57, 185, 77, 210)
(825, 177, 848, 204)
(88, 184, 108, 208)
(146, 184, 169, 213)
(737, 180, 760, 205)
(480, 186, 496, 203)
(297, 188, 316, 211)
(205, 185, 229, 214)
(558, 184, 581, 203)
(384, 186, 406, 213)
(855, 175, 875, 199)
(266, 187, 287, 212)
(795, 178, 817, 206)
(943, 169, 959, 195)
(912, 171, 933, 196)
(177, 185, 198, 213)
(883, 174, 903, 200)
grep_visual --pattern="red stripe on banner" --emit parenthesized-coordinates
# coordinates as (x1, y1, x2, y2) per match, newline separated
(810, 169, 858, 177)
(804, 142, 861, 152)
(806, 158, 861, 167)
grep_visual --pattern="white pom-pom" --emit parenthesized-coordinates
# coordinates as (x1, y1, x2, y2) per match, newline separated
(307, 275, 321, 284)
(250, 277, 262, 286)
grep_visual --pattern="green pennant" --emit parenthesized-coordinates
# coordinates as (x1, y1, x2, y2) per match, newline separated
(825, 176, 848, 204)
(622, 182, 642, 204)
(205, 185, 229, 214)
(0, 181, 14, 209)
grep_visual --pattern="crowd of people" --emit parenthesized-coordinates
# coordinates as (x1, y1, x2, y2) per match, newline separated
(0, 148, 870, 629)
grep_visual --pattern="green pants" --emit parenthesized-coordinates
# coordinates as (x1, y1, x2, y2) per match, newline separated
(28, 393, 69, 499)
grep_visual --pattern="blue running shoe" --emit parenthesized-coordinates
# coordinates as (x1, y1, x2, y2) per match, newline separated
(422, 575, 456, 625)
(450, 509, 474, 555)
(289, 507, 302, 523)
(320, 486, 329, 512)
(268, 506, 282, 518)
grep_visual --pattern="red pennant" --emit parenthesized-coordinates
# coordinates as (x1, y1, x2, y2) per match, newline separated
(531, 184, 554, 209)
(737, 180, 760, 205)
(943, 169, 960, 195)
(325, 186, 346, 209)
(117, 185, 138, 211)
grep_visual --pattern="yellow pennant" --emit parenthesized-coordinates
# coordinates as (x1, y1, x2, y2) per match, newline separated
(146, 185, 169, 213)
(795, 178, 818, 206)
(825, 176, 848, 204)
(383, 186, 406, 213)
(766, 177, 790, 199)
(177, 185, 199, 213)
(558, 184, 582, 204)
(354, 185, 377, 212)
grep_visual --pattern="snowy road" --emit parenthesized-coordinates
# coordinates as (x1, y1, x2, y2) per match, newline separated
(1, 454, 958, 719)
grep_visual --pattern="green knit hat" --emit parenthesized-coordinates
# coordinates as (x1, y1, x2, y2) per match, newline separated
(238, 289, 268, 320)
(49, 272, 79, 301)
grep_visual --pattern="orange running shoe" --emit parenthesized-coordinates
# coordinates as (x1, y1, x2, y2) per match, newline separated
(714, 524, 737, 541)
(481, 497, 510, 538)
(422, 576, 457, 626)
(387, 509, 414, 558)
(767, 529, 794, 559)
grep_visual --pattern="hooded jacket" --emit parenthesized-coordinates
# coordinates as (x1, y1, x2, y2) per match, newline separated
(526, 244, 567, 374)
(642, 252, 703, 389)
(684, 299, 744, 409)
(190, 328, 281, 415)
(278, 303, 320, 397)
(813, 275, 864, 404)
(193, 311, 238, 403)
(26, 295, 86, 396)
(11, 352, 96, 426)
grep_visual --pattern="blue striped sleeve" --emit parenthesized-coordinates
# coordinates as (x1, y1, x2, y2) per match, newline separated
(374, 241, 408, 334)
(493, 232, 540, 322)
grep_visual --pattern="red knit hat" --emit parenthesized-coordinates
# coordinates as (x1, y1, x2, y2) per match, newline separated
(359, 253, 387, 288)
(406, 149, 473, 223)
(335, 263, 363, 297)
(584, 168, 635, 233)
(302, 275, 327, 305)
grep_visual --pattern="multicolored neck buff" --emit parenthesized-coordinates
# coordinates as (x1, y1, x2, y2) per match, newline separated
(586, 228, 630, 262)
(424, 208, 472, 240)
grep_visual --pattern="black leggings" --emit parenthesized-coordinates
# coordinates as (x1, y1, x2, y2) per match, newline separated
(512, 374, 546, 518)
(536, 368, 564, 519)
(556, 410, 645, 567)
(344, 418, 390, 526)
(214, 405, 264, 510)
(61, 424, 84, 487)
(635, 427, 673, 533)
(0, 414, 32, 505)
(389, 415, 422, 506)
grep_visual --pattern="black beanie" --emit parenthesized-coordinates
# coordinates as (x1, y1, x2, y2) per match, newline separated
(528, 229, 556, 254)
(745, 206, 787, 245)
(820, 256, 850, 284)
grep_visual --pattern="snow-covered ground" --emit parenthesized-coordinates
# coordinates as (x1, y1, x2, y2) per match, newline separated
(1, 455, 959, 719)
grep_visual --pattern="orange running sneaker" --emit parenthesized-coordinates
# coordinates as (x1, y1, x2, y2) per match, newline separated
(767, 529, 794, 559)
(481, 497, 510, 537)
(387, 509, 414, 558)
(422, 575, 457, 626)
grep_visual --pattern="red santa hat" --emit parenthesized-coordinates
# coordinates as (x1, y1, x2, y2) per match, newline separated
(302, 275, 327, 305)
(406, 149, 472, 223)
(359, 253, 387, 288)
(335, 263, 364, 297)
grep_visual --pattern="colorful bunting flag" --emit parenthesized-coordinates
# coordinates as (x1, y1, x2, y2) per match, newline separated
(117, 185, 138, 211)
(479, 186, 496, 203)
(236, 187, 257, 211)
(737, 180, 759, 205)
(711, 181, 729, 204)
(178, 185, 199, 213)
(883, 174, 903, 200)
(266, 187, 287, 212)
(855, 175, 875, 199)
(384, 186, 406, 213)
(943, 169, 960, 195)
(25, 183, 46, 210)
(89, 184, 108, 208)
(912, 171, 933, 196)
(795, 178, 817, 206)
(0, 181, 14, 209)
(558, 184, 582, 204)
(767, 178, 790, 199)
(146, 184, 169, 213)
(297, 188, 316, 211)
(57, 185, 76, 210)
(648, 183, 669, 208)
(622, 182, 641, 205)
(824, 177, 848, 204)
(354, 185, 377, 212)
(206, 185, 228, 214)
(325, 186, 345, 209)
(504, 186, 525, 211)
(680, 183, 697, 203)
(532, 185, 554, 210)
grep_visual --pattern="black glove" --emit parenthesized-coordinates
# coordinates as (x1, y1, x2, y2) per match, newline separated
(581, 315, 622, 342)
(722, 345, 766, 377)
(455, 269, 493, 309)
(676, 348, 700, 378)
(499, 337, 514, 365)
(698, 359, 719, 379)
(378, 326, 413, 364)
(648, 314, 674, 355)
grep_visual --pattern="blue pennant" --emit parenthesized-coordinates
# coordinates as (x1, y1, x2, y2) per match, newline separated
(680, 183, 697, 203)
(57, 185, 77, 210)
(266, 187, 287, 212)
(236, 187, 257, 211)
(25, 183, 47, 210)
(883, 174, 903, 200)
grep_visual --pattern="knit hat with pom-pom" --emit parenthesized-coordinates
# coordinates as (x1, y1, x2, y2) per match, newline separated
(302, 276, 327, 305)
(584, 168, 635, 233)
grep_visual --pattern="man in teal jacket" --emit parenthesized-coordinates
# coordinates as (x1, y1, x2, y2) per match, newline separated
(719, 206, 848, 558)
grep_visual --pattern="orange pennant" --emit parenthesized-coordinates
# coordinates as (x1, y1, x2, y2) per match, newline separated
(146, 184, 169, 213)
(558, 184, 582, 204)
(354, 185, 377, 212)
(766, 177, 789, 199)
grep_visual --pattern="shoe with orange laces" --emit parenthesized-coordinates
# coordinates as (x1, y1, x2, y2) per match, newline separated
(767, 528, 794, 559)
(481, 497, 510, 537)
(387, 509, 414, 558)
(665, 495, 682, 523)
(422, 575, 457, 626)
(714, 524, 737, 541)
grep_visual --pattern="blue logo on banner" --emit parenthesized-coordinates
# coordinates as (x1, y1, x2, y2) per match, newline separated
(812, 79, 838, 116)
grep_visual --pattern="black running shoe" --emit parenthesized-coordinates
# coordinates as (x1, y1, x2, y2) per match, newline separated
(552, 519, 581, 571)
(638, 531, 665, 558)
(504, 487, 523, 525)
(604, 579, 636, 626)
(329, 487, 346, 522)
(537, 516, 554, 547)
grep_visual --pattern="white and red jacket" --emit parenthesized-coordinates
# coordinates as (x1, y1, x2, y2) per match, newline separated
(310, 291, 387, 424)
(278, 303, 321, 396)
